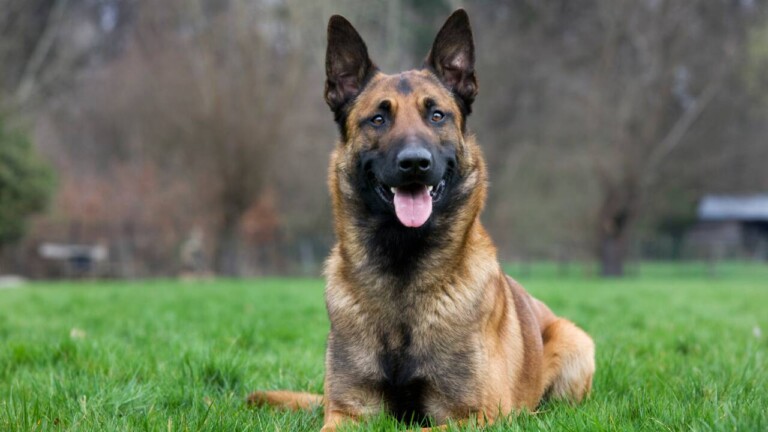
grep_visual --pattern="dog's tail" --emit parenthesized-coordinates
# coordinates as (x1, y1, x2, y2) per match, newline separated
(247, 390, 323, 411)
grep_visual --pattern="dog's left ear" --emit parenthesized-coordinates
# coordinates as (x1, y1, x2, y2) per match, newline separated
(425, 9, 478, 112)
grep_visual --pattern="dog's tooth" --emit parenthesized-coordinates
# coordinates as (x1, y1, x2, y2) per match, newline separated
(390, 187, 397, 194)
(427, 186, 434, 192)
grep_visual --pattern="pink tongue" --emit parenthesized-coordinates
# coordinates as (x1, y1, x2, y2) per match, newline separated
(393, 185, 433, 228)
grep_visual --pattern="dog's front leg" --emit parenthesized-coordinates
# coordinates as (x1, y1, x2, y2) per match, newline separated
(323, 416, 483, 432)
(319, 407, 359, 432)
(411, 413, 492, 431)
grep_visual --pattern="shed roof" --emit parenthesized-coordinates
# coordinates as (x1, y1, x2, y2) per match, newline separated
(698, 194, 768, 221)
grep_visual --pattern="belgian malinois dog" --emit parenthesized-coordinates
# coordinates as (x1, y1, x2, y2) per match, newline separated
(249, 9, 595, 431)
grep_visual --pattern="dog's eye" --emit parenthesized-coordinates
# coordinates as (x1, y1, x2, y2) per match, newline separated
(431, 111, 445, 123)
(370, 115, 385, 126)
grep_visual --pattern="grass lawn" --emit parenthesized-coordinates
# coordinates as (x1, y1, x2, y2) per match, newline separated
(1, 262, 767, 431)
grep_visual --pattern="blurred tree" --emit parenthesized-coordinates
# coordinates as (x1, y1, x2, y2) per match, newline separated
(0, 0, 128, 109)
(470, 0, 766, 276)
(3, 0, 767, 277)
(582, 0, 752, 276)
(0, 115, 54, 254)
(0, 0, 58, 99)
(122, 0, 305, 276)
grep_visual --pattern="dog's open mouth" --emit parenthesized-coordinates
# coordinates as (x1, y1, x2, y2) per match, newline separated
(373, 179, 447, 228)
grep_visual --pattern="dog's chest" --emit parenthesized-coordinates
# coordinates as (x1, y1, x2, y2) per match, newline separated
(371, 315, 479, 424)
(376, 323, 430, 423)
(326, 275, 488, 423)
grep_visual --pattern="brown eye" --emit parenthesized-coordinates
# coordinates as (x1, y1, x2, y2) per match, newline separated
(370, 115, 385, 126)
(431, 111, 445, 123)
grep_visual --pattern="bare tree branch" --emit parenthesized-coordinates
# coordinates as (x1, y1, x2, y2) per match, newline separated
(640, 77, 723, 190)
(13, 0, 70, 106)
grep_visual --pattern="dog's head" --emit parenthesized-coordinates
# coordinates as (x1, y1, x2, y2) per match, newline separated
(326, 10, 484, 232)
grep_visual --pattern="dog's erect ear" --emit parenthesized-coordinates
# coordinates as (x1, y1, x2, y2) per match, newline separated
(325, 15, 376, 114)
(425, 9, 478, 112)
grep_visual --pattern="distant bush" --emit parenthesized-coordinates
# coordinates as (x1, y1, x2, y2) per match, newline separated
(0, 115, 54, 248)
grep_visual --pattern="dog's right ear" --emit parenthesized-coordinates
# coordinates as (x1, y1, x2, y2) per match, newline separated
(325, 15, 376, 115)
(425, 9, 477, 113)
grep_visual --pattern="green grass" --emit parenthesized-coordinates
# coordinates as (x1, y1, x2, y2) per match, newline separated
(1, 262, 767, 431)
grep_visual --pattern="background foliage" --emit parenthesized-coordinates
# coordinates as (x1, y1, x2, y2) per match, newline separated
(0, 115, 53, 250)
(1, 0, 767, 277)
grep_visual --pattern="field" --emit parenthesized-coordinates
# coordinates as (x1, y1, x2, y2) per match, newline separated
(1, 263, 767, 431)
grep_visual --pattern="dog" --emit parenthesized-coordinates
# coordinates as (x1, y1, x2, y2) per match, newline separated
(248, 9, 595, 431)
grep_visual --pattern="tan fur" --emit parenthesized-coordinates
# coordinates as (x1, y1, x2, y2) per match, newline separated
(248, 10, 595, 431)
(247, 391, 323, 411)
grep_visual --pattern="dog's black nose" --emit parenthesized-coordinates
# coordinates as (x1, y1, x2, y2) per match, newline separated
(397, 147, 432, 174)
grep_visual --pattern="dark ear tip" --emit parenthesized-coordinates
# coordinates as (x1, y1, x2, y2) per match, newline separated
(437, 9, 472, 39)
(450, 9, 469, 19)
(447, 8, 470, 25)
(328, 15, 353, 31)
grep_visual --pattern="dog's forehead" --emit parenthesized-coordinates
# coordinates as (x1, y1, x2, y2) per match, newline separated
(354, 70, 457, 113)
(378, 70, 442, 95)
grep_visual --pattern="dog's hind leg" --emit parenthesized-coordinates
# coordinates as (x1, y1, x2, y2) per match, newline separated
(247, 390, 323, 411)
(540, 318, 595, 403)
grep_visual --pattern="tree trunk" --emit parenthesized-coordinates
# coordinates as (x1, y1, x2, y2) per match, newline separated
(597, 186, 636, 278)
(214, 214, 242, 277)
(599, 230, 627, 277)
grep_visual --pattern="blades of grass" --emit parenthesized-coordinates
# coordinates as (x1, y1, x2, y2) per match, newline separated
(195, 398, 214, 431)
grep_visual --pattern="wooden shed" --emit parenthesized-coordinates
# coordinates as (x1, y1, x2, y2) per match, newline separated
(686, 194, 768, 260)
